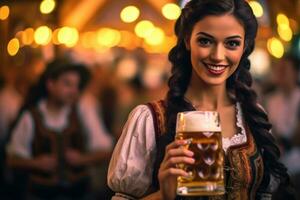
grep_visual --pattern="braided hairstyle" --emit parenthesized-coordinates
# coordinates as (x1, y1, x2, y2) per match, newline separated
(153, 0, 294, 195)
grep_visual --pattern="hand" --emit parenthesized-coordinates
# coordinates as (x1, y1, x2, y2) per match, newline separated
(158, 140, 194, 200)
(35, 154, 57, 172)
(65, 148, 84, 166)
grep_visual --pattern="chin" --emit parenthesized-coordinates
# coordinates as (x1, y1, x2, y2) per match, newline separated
(204, 79, 226, 86)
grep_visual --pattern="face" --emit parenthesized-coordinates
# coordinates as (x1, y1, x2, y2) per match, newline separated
(186, 14, 245, 86)
(47, 71, 81, 105)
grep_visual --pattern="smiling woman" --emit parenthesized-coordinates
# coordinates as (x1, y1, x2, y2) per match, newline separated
(107, 0, 296, 199)
(186, 14, 245, 86)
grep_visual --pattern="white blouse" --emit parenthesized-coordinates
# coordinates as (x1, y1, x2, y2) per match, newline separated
(107, 103, 247, 199)
(6, 99, 113, 159)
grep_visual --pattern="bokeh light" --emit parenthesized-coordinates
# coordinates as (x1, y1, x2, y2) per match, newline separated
(162, 3, 181, 20)
(145, 27, 165, 46)
(34, 26, 52, 45)
(40, 0, 56, 14)
(0, 5, 10, 20)
(97, 28, 121, 48)
(58, 27, 79, 47)
(120, 6, 140, 23)
(278, 26, 293, 42)
(7, 38, 20, 56)
(267, 37, 284, 58)
(276, 13, 289, 28)
(134, 20, 155, 38)
(22, 28, 35, 46)
(248, 1, 264, 18)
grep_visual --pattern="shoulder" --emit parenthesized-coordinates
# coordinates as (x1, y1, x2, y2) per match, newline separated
(15, 110, 34, 126)
(128, 100, 166, 124)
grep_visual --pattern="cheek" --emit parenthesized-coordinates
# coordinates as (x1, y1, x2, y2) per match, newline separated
(190, 48, 209, 67)
(228, 49, 243, 66)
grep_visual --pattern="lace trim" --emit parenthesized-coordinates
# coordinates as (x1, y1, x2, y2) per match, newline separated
(222, 103, 247, 152)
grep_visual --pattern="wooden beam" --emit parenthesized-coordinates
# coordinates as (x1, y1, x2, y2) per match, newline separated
(61, 0, 107, 30)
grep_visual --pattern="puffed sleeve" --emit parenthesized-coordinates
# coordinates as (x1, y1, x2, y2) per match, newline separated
(6, 111, 34, 159)
(107, 105, 157, 199)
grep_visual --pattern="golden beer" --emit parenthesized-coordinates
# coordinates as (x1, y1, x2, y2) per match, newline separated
(176, 111, 225, 196)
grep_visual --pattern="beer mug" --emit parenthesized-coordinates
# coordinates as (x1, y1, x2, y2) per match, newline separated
(176, 111, 225, 196)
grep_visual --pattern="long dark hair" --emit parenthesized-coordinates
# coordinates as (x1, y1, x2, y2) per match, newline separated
(155, 0, 293, 195)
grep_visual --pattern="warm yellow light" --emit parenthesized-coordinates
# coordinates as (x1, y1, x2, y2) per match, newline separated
(34, 26, 52, 45)
(40, 0, 56, 14)
(118, 30, 140, 50)
(145, 27, 165, 46)
(120, 6, 140, 23)
(162, 3, 181, 20)
(52, 28, 60, 45)
(248, 1, 263, 18)
(21, 28, 34, 45)
(134, 20, 155, 38)
(143, 35, 177, 54)
(267, 37, 284, 58)
(277, 26, 293, 42)
(97, 28, 121, 48)
(58, 27, 79, 47)
(276, 13, 289, 27)
(7, 38, 20, 56)
(0, 6, 10, 20)
(81, 32, 96, 48)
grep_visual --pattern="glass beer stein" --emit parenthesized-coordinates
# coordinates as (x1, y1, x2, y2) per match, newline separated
(176, 111, 225, 196)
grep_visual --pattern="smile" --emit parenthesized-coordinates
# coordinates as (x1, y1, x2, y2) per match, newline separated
(203, 62, 229, 75)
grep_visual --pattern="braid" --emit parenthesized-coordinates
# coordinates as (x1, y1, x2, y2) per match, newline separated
(152, 41, 194, 189)
(228, 56, 293, 193)
(152, 0, 295, 196)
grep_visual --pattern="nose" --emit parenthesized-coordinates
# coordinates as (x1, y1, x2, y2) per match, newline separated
(210, 44, 225, 62)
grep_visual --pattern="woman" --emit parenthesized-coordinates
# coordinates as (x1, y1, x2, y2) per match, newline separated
(108, 0, 294, 199)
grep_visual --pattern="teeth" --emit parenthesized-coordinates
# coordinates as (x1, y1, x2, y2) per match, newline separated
(206, 64, 226, 71)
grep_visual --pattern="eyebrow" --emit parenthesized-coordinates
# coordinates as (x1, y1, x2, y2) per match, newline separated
(196, 32, 242, 40)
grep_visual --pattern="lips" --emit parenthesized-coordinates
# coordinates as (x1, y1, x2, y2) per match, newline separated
(203, 62, 228, 75)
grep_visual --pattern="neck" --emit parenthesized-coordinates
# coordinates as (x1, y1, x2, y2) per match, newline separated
(185, 71, 233, 110)
(46, 98, 66, 115)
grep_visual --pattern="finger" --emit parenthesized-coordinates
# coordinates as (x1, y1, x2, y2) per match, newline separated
(160, 168, 189, 177)
(163, 156, 195, 169)
(165, 140, 187, 152)
(165, 148, 194, 160)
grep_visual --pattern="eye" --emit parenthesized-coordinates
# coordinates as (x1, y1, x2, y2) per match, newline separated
(197, 37, 213, 46)
(225, 40, 241, 49)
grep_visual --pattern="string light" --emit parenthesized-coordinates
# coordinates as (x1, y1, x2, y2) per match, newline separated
(0, 5, 9, 20)
(248, 1, 263, 18)
(97, 28, 121, 48)
(58, 27, 79, 47)
(40, 0, 56, 14)
(7, 38, 20, 56)
(267, 37, 284, 58)
(162, 3, 181, 20)
(134, 20, 155, 38)
(120, 6, 140, 23)
(34, 26, 52, 45)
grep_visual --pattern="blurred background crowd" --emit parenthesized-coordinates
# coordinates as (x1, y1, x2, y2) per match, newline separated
(0, 0, 299, 199)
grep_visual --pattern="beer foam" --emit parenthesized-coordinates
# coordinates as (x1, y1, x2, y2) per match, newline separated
(176, 111, 221, 132)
